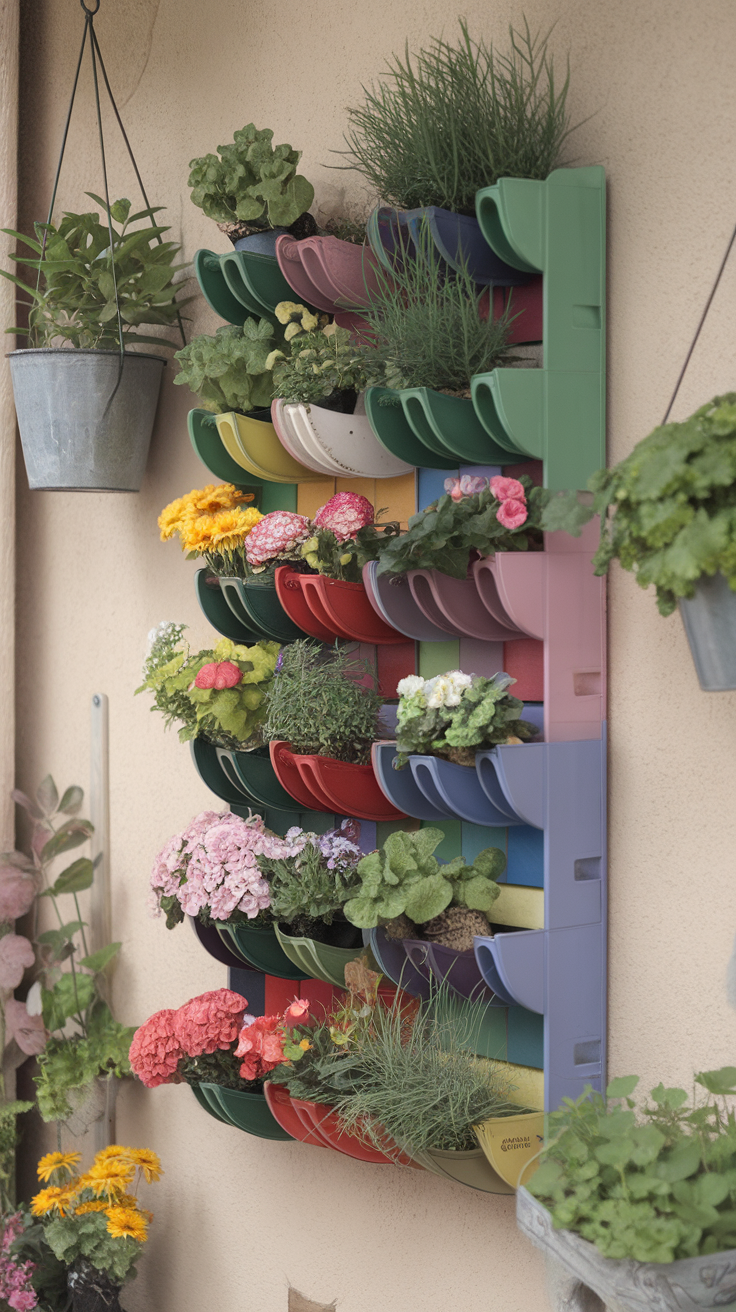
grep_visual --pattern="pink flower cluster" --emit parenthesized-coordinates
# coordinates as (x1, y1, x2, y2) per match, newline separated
(235, 997, 311, 1080)
(245, 511, 312, 567)
(314, 492, 374, 542)
(129, 989, 249, 1088)
(490, 475, 528, 530)
(194, 660, 242, 690)
(149, 809, 306, 923)
(0, 1213, 36, 1311)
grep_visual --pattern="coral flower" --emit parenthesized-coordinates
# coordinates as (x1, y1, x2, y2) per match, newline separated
(106, 1206, 148, 1242)
(174, 989, 249, 1057)
(194, 660, 242, 690)
(129, 1009, 184, 1088)
(36, 1151, 80, 1183)
(314, 492, 374, 542)
(490, 475, 526, 503)
(235, 1014, 285, 1081)
(496, 498, 528, 530)
(282, 998, 314, 1030)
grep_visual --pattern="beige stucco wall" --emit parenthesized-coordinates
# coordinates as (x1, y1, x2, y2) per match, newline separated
(12, 0, 736, 1308)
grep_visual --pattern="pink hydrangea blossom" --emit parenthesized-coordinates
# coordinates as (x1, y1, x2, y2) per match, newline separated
(490, 475, 526, 503)
(5, 1001, 46, 1057)
(245, 512, 311, 567)
(129, 1009, 184, 1088)
(0, 864, 37, 922)
(0, 935, 35, 990)
(314, 492, 374, 542)
(194, 661, 242, 690)
(173, 989, 248, 1057)
(235, 1014, 285, 1080)
(496, 498, 528, 530)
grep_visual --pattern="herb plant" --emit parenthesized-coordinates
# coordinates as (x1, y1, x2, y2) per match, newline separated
(300, 520, 400, 583)
(136, 622, 280, 749)
(529, 1067, 736, 1263)
(543, 393, 736, 616)
(261, 825, 363, 936)
(268, 317, 378, 407)
(188, 123, 315, 233)
(363, 221, 512, 394)
(376, 476, 547, 578)
(10, 778, 134, 1124)
(174, 319, 280, 414)
(1, 196, 188, 350)
(341, 19, 575, 214)
(393, 670, 538, 768)
(263, 641, 382, 765)
(343, 828, 505, 930)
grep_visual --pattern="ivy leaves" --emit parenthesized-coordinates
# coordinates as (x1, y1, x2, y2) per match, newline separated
(530, 1068, 736, 1262)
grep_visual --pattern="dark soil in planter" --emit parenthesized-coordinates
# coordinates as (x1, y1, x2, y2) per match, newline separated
(68, 1264, 125, 1312)
(219, 214, 319, 245)
(279, 916, 364, 949)
(313, 389, 358, 414)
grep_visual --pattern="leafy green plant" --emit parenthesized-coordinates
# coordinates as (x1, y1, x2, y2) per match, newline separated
(9, 777, 135, 1124)
(262, 832, 362, 935)
(340, 18, 575, 213)
(362, 220, 513, 393)
(543, 393, 736, 616)
(343, 827, 504, 929)
(376, 477, 547, 578)
(269, 315, 379, 406)
(300, 520, 400, 583)
(174, 318, 280, 413)
(334, 984, 522, 1155)
(393, 670, 538, 768)
(1, 196, 188, 350)
(188, 123, 314, 232)
(262, 641, 382, 765)
(136, 621, 280, 749)
(529, 1067, 736, 1263)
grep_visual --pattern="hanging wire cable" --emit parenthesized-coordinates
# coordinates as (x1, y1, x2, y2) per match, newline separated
(661, 217, 736, 425)
(87, 7, 125, 373)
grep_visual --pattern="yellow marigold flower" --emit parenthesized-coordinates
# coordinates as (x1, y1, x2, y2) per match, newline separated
(192, 483, 248, 513)
(128, 1148, 162, 1183)
(31, 1186, 72, 1217)
(84, 1159, 134, 1198)
(75, 1200, 109, 1215)
(94, 1145, 130, 1163)
(158, 495, 193, 541)
(300, 310, 320, 332)
(106, 1207, 148, 1242)
(37, 1151, 81, 1183)
(209, 508, 263, 550)
(284, 322, 304, 341)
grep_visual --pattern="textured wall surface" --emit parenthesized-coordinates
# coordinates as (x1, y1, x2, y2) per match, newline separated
(14, 0, 736, 1309)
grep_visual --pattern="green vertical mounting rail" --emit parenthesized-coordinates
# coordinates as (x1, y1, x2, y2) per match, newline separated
(472, 166, 606, 491)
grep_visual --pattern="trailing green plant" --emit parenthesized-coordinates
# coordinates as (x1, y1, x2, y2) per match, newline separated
(543, 393, 736, 616)
(9, 777, 136, 1124)
(136, 621, 280, 748)
(529, 1067, 736, 1263)
(174, 318, 280, 413)
(268, 310, 379, 406)
(393, 670, 538, 769)
(376, 475, 547, 578)
(262, 640, 382, 765)
(334, 983, 523, 1155)
(343, 827, 505, 929)
(362, 220, 513, 393)
(188, 123, 315, 232)
(340, 18, 576, 213)
(1, 195, 189, 350)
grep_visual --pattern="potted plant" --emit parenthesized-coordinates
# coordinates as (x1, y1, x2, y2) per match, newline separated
(129, 987, 308, 1140)
(341, 19, 576, 284)
(519, 1068, 736, 1310)
(544, 392, 736, 691)
(263, 640, 403, 820)
(1, 196, 188, 491)
(21, 1144, 161, 1312)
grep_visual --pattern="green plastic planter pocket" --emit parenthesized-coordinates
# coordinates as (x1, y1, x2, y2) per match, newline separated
(220, 746, 300, 812)
(217, 922, 309, 980)
(190, 1084, 231, 1124)
(219, 576, 304, 643)
(202, 1083, 294, 1140)
(273, 924, 377, 989)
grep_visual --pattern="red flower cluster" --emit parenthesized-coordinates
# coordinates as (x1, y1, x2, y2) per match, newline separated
(129, 1008, 184, 1089)
(173, 989, 248, 1057)
(194, 660, 242, 690)
(235, 1015, 286, 1081)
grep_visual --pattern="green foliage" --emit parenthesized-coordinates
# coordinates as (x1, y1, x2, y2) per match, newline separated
(269, 318, 379, 406)
(344, 828, 505, 929)
(542, 394, 736, 617)
(35, 1010, 134, 1123)
(263, 641, 382, 765)
(394, 670, 538, 768)
(263, 841, 362, 928)
(334, 985, 522, 1154)
(341, 19, 575, 213)
(174, 318, 279, 414)
(188, 123, 314, 229)
(136, 624, 280, 748)
(1, 195, 188, 349)
(0, 1103, 33, 1212)
(376, 479, 548, 578)
(362, 219, 513, 393)
(44, 1213, 142, 1286)
(529, 1067, 736, 1263)
(179, 1048, 256, 1092)
(300, 520, 401, 583)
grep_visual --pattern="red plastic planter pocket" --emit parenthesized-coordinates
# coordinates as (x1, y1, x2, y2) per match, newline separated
(263, 1083, 326, 1147)
(291, 1099, 396, 1164)
(298, 753, 407, 822)
(300, 575, 405, 645)
(274, 566, 334, 642)
(268, 741, 329, 811)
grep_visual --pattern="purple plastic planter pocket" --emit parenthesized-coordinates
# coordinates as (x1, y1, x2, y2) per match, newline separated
(369, 206, 536, 287)
(371, 742, 448, 821)
(407, 570, 523, 642)
(423, 941, 494, 1003)
(365, 927, 432, 1001)
(362, 562, 453, 642)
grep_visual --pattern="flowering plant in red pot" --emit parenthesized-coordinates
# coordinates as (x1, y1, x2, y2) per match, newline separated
(298, 493, 400, 584)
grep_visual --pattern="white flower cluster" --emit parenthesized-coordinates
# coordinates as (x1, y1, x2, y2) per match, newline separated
(146, 620, 184, 655)
(396, 669, 474, 709)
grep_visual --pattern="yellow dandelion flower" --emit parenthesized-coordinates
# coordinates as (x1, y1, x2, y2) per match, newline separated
(84, 1159, 135, 1199)
(128, 1148, 162, 1183)
(31, 1186, 72, 1217)
(75, 1200, 109, 1216)
(106, 1207, 148, 1242)
(158, 495, 192, 541)
(36, 1151, 81, 1183)
(209, 508, 263, 550)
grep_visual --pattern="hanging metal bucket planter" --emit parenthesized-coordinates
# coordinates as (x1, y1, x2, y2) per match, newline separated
(678, 572, 736, 691)
(10, 348, 166, 491)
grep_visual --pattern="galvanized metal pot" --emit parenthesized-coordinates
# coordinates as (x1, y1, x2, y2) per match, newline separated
(678, 572, 736, 691)
(9, 348, 166, 491)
